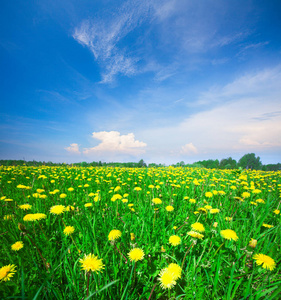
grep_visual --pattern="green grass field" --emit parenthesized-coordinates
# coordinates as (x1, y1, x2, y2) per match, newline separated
(1, 166, 280, 299)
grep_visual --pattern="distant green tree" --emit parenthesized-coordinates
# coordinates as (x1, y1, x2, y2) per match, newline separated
(195, 159, 219, 169)
(238, 153, 262, 170)
(219, 157, 237, 169)
(138, 159, 147, 168)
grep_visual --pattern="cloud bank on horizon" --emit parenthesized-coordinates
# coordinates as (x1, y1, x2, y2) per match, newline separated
(1, 0, 281, 164)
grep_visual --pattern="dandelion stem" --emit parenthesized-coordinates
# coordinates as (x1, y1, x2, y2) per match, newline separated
(38, 222, 48, 241)
(152, 211, 156, 231)
(26, 233, 48, 271)
(70, 234, 81, 254)
(181, 244, 193, 269)
(177, 221, 187, 231)
(133, 261, 137, 284)
(214, 242, 224, 257)
(148, 283, 157, 300)
(87, 272, 91, 297)
(60, 215, 66, 227)
(113, 244, 128, 263)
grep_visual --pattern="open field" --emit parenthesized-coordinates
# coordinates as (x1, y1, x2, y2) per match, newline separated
(1, 166, 280, 299)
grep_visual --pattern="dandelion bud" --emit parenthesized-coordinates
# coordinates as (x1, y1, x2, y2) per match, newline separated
(249, 238, 257, 248)
(130, 233, 135, 241)
(18, 223, 26, 232)
(213, 222, 218, 228)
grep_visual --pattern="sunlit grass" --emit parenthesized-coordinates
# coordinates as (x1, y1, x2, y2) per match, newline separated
(0, 165, 280, 299)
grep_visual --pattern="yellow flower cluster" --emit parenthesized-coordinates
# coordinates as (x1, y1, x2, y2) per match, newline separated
(158, 263, 182, 289)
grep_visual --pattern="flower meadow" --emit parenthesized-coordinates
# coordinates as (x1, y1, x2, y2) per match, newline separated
(0, 166, 280, 299)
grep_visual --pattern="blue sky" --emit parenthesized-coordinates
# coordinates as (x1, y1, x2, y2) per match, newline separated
(1, 0, 281, 165)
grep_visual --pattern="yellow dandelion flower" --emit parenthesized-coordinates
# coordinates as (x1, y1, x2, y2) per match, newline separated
(60, 193, 67, 199)
(273, 209, 280, 214)
(108, 229, 122, 241)
(242, 192, 251, 198)
(253, 254, 276, 271)
(23, 214, 34, 221)
(167, 263, 182, 280)
(84, 203, 92, 207)
(158, 268, 176, 289)
(262, 223, 273, 228)
(191, 222, 205, 232)
(114, 186, 121, 192)
(256, 199, 265, 204)
(193, 179, 200, 186)
(152, 198, 162, 204)
(50, 205, 65, 215)
(205, 192, 213, 198)
(166, 206, 174, 212)
(187, 231, 204, 239)
(111, 194, 122, 202)
(11, 241, 24, 251)
(128, 248, 145, 262)
(19, 204, 32, 210)
(64, 226, 75, 236)
(210, 208, 220, 214)
(225, 217, 232, 221)
(0, 264, 16, 282)
(198, 207, 207, 213)
(17, 184, 26, 189)
(134, 187, 142, 191)
(34, 213, 47, 220)
(79, 253, 104, 273)
(220, 229, 238, 241)
(130, 233, 135, 241)
(23, 213, 46, 222)
(205, 205, 212, 210)
(213, 222, 218, 228)
(68, 187, 74, 192)
(122, 199, 128, 203)
(189, 199, 196, 203)
(169, 235, 181, 246)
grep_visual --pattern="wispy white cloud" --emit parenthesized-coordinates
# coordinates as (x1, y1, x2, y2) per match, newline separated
(72, 0, 256, 83)
(72, 0, 151, 83)
(83, 131, 147, 155)
(180, 143, 198, 155)
(236, 41, 270, 57)
(196, 65, 281, 106)
(65, 143, 81, 154)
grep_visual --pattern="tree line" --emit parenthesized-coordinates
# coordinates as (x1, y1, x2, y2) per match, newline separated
(0, 153, 280, 170)
(172, 153, 281, 171)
